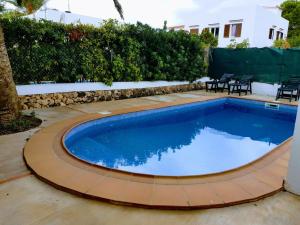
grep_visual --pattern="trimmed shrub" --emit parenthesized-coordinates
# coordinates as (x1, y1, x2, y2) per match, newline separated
(1, 18, 206, 85)
(273, 39, 291, 49)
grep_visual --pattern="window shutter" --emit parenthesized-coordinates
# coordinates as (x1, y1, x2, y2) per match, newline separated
(269, 29, 273, 39)
(236, 23, 242, 37)
(224, 24, 230, 38)
(190, 28, 199, 35)
(276, 31, 280, 40)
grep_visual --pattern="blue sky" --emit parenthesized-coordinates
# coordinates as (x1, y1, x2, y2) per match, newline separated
(46, 0, 285, 27)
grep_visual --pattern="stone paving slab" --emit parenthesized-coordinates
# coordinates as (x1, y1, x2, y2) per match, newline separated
(0, 129, 37, 181)
(68, 97, 161, 114)
(1, 90, 300, 224)
(23, 95, 295, 209)
(1, 176, 300, 225)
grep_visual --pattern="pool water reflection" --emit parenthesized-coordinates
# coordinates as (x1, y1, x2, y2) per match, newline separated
(64, 98, 296, 176)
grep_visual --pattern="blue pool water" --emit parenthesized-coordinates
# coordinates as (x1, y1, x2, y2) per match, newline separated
(64, 98, 297, 176)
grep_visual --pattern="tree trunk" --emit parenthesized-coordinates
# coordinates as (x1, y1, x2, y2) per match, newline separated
(0, 25, 19, 124)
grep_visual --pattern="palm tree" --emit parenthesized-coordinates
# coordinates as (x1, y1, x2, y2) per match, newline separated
(0, 0, 46, 124)
(113, 0, 123, 20)
(0, 0, 123, 124)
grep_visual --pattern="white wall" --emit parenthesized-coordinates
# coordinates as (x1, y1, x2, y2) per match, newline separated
(198, 5, 257, 48)
(252, 82, 281, 97)
(27, 9, 102, 27)
(253, 6, 289, 47)
(285, 102, 300, 195)
(171, 5, 289, 48)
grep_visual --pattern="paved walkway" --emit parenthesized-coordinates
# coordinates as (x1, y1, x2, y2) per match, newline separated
(1, 90, 300, 225)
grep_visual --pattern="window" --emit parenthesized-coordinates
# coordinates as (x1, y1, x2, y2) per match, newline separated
(224, 23, 242, 38)
(276, 31, 284, 40)
(190, 28, 199, 35)
(231, 23, 242, 37)
(224, 24, 230, 38)
(210, 27, 220, 38)
(215, 27, 219, 37)
(269, 28, 274, 39)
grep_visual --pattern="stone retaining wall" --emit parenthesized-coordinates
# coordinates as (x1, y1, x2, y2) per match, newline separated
(19, 83, 204, 110)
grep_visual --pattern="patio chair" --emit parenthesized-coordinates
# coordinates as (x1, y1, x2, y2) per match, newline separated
(276, 76, 300, 102)
(228, 75, 253, 96)
(205, 73, 235, 93)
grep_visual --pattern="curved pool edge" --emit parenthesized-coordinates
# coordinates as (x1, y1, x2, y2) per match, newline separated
(23, 96, 293, 209)
(61, 111, 293, 179)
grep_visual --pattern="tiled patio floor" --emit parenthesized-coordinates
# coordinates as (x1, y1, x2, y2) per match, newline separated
(24, 95, 293, 209)
(1, 90, 300, 224)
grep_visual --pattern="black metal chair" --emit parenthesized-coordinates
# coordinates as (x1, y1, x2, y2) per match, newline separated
(228, 75, 253, 96)
(276, 76, 300, 102)
(205, 73, 235, 93)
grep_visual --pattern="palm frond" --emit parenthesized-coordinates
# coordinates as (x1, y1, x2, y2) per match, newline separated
(0, 0, 46, 13)
(113, 0, 124, 20)
(0, 0, 22, 7)
(22, 0, 47, 13)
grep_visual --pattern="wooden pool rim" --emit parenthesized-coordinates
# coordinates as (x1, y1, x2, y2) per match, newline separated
(23, 96, 294, 209)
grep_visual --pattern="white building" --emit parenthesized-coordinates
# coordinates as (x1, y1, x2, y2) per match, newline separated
(26, 8, 102, 27)
(169, 5, 289, 48)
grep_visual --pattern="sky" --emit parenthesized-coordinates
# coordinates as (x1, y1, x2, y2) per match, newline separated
(45, 0, 285, 28)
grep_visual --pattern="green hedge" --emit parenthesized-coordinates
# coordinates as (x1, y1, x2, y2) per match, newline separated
(1, 18, 206, 85)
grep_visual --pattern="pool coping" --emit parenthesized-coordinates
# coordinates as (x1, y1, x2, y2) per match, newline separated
(23, 95, 294, 209)
(62, 97, 294, 178)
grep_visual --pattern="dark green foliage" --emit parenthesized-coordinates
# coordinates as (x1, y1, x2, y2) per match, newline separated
(0, 3, 4, 12)
(288, 35, 300, 47)
(280, 0, 300, 48)
(281, 0, 300, 38)
(199, 29, 218, 48)
(0, 18, 206, 85)
(227, 39, 250, 49)
(273, 39, 291, 48)
(0, 115, 41, 135)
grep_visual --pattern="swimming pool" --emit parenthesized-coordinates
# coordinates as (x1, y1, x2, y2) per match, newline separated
(64, 98, 297, 176)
